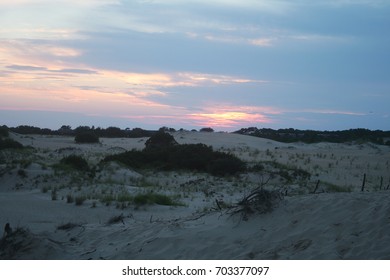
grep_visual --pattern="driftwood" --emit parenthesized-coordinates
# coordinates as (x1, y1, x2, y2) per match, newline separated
(106, 214, 125, 225)
(226, 187, 283, 221)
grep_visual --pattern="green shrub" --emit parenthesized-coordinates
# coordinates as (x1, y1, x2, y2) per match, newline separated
(0, 138, 23, 150)
(100, 194, 115, 205)
(325, 183, 351, 193)
(200, 127, 214, 132)
(117, 193, 133, 202)
(145, 131, 178, 150)
(0, 126, 9, 138)
(133, 193, 180, 206)
(51, 189, 57, 201)
(74, 131, 99, 144)
(104, 141, 246, 176)
(41, 186, 49, 193)
(17, 169, 27, 178)
(75, 196, 86, 206)
(60, 155, 89, 171)
(206, 153, 246, 176)
(66, 194, 74, 203)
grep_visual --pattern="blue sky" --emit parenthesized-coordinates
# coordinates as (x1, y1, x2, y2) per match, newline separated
(1, 0, 389, 131)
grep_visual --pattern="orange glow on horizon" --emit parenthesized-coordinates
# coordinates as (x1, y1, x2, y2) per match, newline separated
(188, 111, 273, 128)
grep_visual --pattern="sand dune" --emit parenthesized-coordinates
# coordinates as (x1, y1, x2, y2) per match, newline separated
(1, 131, 390, 259)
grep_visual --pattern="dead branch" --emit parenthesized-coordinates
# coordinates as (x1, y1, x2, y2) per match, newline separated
(227, 187, 283, 221)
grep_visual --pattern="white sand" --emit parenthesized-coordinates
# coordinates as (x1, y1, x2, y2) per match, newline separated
(1, 131, 390, 259)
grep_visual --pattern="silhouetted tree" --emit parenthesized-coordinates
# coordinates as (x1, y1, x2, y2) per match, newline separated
(0, 126, 9, 138)
(75, 131, 99, 144)
(145, 131, 178, 150)
(200, 127, 214, 132)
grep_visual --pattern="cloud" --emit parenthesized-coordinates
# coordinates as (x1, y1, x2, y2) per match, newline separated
(0, 40, 82, 68)
(6, 65, 47, 71)
(302, 109, 367, 116)
(149, 0, 294, 14)
(175, 73, 266, 86)
(321, 0, 390, 7)
(186, 104, 282, 129)
(5, 64, 97, 74)
(248, 38, 275, 47)
(202, 34, 275, 47)
(0, 28, 83, 40)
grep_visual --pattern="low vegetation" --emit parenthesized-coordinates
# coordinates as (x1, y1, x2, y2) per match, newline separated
(0, 138, 24, 150)
(10, 125, 154, 138)
(235, 127, 390, 145)
(104, 142, 246, 176)
(97, 191, 182, 207)
(133, 192, 182, 206)
(0, 126, 9, 138)
(59, 155, 90, 171)
(74, 131, 99, 144)
(227, 187, 283, 221)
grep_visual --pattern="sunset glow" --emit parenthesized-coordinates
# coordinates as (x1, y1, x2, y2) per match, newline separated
(1, 0, 389, 130)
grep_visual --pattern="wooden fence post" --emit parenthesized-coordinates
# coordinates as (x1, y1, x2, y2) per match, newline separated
(361, 173, 366, 192)
(313, 180, 320, 194)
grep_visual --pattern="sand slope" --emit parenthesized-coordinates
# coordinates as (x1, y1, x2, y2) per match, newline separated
(2, 191, 390, 260)
(1, 131, 390, 259)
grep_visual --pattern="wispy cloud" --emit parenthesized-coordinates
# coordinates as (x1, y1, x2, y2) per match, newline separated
(6, 64, 97, 74)
(202, 34, 275, 47)
(0, 40, 82, 69)
(302, 109, 367, 116)
(0, 28, 83, 40)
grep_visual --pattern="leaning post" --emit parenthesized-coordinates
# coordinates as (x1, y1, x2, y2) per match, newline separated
(361, 173, 366, 192)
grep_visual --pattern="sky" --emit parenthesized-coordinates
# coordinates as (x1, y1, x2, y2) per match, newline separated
(1, 0, 390, 131)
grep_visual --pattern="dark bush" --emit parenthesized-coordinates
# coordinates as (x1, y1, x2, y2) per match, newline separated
(133, 193, 178, 206)
(200, 127, 214, 132)
(60, 155, 89, 171)
(228, 188, 283, 221)
(74, 131, 99, 143)
(66, 194, 74, 203)
(207, 154, 246, 176)
(145, 131, 178, 150)
(74, 196, 86, 206)
(17, 169, 27, 178)
(98, 126, 127, 138)
(0, 126, 9, 138)
(104, 141, 246, 176)
(0, 138, 23, 150)
(126, 128, 153, 138)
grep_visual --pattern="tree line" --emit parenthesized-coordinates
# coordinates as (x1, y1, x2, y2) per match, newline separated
(234, 127, 390, 145)
(5, 125, 215, 138)
(6, 125, 154, 138)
